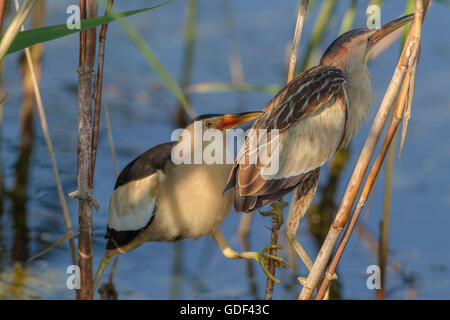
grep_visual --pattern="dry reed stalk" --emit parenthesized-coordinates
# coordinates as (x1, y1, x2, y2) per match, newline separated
(221, 0, 253, 292)
(264, 0, 309, 301)
(376, 98, 399, 301)
(221, 0, 247, 116)
(27, 233, 74, 263)
(91, 0, 113, 185)
(315, 1, 427, 300)
(316, 69, 411, 300)
(300, 0, 428, 300)
(398, 0, 419, 157)
(377, 0, 415, 300)
(101, 105, 119, 299)
(299, 0, 336, 71)
(76, 0, 98, 300)
(17, 0, 44, 150)
(176, 0, 197, 127)
(0, 92, 7, 105)
(0, 0, 6, 31)
(103, 104, 118, 178)
(10, 0, 45, 264)
(0, 0, 36, 63)
(0, 3, 10, 217)
(101, 102, 119, 295)
(287, 0, 309, 81)
(263, 218, 280, 300)
(221, 0, 244, 85)
(12, 0, 77, 266)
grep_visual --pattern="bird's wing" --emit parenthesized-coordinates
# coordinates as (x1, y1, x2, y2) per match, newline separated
(254, 65, 346, 131)
(106, 142, 175, 249)
(224, 66, 348, 212)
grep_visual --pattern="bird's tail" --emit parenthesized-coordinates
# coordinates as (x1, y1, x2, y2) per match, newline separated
(222, 164, 238, 195)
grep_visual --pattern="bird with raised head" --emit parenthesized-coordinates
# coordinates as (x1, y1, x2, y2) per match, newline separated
(94, 112, 290, 290)
(223, 14, 415, 271)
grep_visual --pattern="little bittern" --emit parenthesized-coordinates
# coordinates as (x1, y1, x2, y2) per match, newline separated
(224, 14, 414, 271)
(94, 112, 289, 290)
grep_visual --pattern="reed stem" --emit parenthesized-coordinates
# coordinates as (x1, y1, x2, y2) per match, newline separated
(264, 0, 309, 301)
(310, 0, 428, 300)
(76, 0, 98, 300)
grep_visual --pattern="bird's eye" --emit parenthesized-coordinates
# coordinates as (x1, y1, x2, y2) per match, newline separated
(206, 121, 213, 127)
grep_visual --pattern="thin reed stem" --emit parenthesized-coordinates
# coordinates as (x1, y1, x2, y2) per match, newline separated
(0, 0, 36, 63)
(12, 0, 76, 266)
(0, 0, 6, 32)
(339, 0, 357, 35)
(287, 0, 309, 81)
(299, 0, 336, 71)
(376, 113, 396, 300)
(109, 4, 196, 119)
(176, 0, 197, 126)
(398, 0, 417, 157)
(91, 0, 113, 185)
(264, 0, 309, 301)
(104, 104, 118, 178)
(76, 0, 98, 300)
(221, 0, 244, 84)
(376, 0, 414, 299)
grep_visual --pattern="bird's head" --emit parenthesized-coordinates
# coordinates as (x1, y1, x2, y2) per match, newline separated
(192, 112, 263, 132)
(320, 14, 414, 71)
(174, 112, 262, 161)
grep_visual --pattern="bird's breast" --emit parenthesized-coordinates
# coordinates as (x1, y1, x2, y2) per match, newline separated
(148, 163, 234, 241)
(274, 99, 348, 178)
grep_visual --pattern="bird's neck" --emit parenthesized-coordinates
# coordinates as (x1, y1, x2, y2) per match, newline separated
(340, 63, 374, 141)
(343, 63, 373, 98)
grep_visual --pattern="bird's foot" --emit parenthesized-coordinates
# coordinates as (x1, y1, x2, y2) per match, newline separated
(297, 272, 338, 285)
(297, 276, 307, 286)
(320, 272, 338, 300)
(259, 200, 288, 226)
(248, 244, 289, 284)
(297, 271, 338, 299)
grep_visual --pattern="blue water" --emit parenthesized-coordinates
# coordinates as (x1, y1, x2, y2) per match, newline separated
(0, 0, 449, 299)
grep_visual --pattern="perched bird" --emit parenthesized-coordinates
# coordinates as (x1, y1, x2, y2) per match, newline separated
(223, 14, 414, 270)
(94, 112, 289, 289)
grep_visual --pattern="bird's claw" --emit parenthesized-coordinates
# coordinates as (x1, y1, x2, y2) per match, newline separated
(255, 244, 289, 284)
(259, 201, 288, 226)
(297, 276, 307, 286)
(326, 272, 338, 281)
(297, 272, 338, 289)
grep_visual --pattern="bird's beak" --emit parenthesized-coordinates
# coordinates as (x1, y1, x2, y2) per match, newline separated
(368, 13, 414, 47)
(214, 111, 262, 130)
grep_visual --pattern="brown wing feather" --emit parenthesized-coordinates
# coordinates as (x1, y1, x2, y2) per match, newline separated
(255, 65, 346, 131)
(224, 65, 347, 213)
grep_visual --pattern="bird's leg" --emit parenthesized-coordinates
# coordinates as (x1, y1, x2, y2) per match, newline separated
(285, 169, 338, 289)
(212, 227, 289, 284)
(94, 226, 154, 293)
(237, 213, 252, 242)
(93, 253, 113, 292)
(258, 200, 289, 226)
(286, 169, 319, 273)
